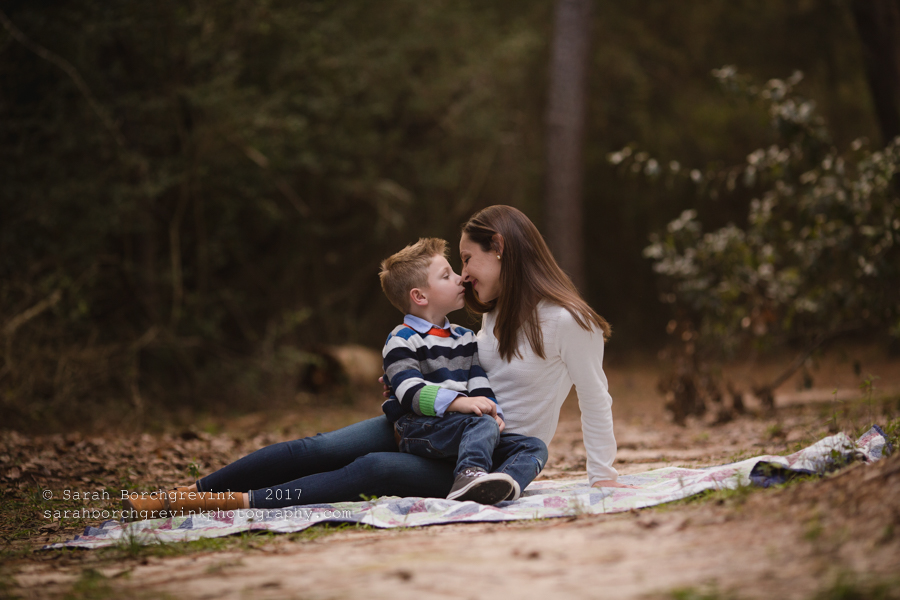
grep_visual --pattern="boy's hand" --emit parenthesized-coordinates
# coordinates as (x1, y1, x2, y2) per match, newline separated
(495, 415, 505, 433)
(447, 396, 497, 417)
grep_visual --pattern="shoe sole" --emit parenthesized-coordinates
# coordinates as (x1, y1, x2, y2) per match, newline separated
(447, 474, 515, 505)
(503, 479, 522, 502)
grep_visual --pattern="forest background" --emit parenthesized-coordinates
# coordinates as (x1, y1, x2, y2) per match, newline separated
(0, 0, 892, 431)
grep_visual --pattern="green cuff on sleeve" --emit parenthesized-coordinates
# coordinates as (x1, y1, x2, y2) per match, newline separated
(418, 385, 440, 416)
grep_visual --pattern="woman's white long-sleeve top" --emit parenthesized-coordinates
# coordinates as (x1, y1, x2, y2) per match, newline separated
(476, 301, 618, 484)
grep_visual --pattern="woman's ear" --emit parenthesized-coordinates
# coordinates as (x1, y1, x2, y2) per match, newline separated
(491, 233, 504, 257)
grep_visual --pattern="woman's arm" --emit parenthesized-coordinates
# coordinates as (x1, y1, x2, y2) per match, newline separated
(556, 309, 621, 486)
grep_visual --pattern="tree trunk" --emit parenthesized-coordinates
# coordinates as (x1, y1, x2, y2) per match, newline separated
(544, 0, 593, 291)
(138, 200, 161, 323)
(850, 0, 900, 147)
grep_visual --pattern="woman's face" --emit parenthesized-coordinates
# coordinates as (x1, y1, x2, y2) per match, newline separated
(459, 233, 502, 302)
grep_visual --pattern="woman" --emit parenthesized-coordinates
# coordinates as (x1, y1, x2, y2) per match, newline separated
(457, 205, 623, 488)
(126, 206, 627, 518)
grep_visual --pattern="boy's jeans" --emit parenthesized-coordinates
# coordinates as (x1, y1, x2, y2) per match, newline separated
(394, 411, 500, 476)
(394, 411, 546, 484)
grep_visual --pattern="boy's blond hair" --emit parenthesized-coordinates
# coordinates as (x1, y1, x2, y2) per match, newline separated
(379, 238, 448, 313)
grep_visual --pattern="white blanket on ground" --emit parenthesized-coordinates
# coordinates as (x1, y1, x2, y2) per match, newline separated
(45, 426, 890, 550)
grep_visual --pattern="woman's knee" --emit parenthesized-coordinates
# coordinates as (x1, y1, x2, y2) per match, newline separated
(345, 452, 453, 497)
(343, 453, 406, 489)
(282, 417, 397, 464)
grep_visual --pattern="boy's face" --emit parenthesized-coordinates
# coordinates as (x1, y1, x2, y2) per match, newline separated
(418, 255, 465, 315)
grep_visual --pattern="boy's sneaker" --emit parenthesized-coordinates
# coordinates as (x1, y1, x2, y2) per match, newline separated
(503, 479, 522, 502)
(447, 468, 516, 504)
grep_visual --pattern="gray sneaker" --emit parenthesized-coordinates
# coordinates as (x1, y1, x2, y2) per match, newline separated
(447, 468, 516, 504)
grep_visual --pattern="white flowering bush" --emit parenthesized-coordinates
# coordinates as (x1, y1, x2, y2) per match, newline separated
(611, 67, 900, 413)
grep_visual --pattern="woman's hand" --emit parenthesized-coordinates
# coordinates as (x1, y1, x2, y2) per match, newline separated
(592, 480, 637, 489)
(378, 376, 392, 398)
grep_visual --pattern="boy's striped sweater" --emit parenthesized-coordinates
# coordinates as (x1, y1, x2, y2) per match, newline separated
(381, 316, 498, 423)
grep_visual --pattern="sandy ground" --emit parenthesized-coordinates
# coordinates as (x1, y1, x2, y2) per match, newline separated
(4, 345, 900, 599)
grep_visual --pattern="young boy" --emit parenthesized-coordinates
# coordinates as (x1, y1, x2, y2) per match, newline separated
(379, 238, 542, 504)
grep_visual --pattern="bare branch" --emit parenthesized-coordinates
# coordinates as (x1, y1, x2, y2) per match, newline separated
(755, 322, 869, 409)
(236, 141, 310, 217)
(3, 290, 63, 337)
(0, 8, 127, 149)
(3, 289, 63, 373)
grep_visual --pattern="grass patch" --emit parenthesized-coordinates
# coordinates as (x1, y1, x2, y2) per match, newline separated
(658, 482, 758, 511)
(0, 486, 106, 562)
(813, 572, 900, 600)
(60, 567, 179, 600)
(874, 410, 900, 449)
(89, 522, 376, 562)
(63, 569, 114, 600)
(726, 449, 750, 463)
(650, 409, 896, 513)
(819, 391, 900, 446)
(765, 422, 785, 440)
(0, 570, 22, 600)
(0, 488, 54, 544)
(802, 511, 824, 543)
(669, 583, 734, 600)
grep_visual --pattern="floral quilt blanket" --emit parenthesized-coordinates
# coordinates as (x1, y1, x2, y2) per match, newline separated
(46, 426, 891, 549)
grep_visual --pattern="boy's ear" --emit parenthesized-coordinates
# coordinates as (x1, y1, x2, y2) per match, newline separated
(409, 288, 428, 307)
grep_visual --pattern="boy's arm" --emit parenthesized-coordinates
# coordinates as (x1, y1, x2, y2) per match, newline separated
(383, 333, 448, 417)
(383, 328, 501, 420)
(432, 388, 465, 417)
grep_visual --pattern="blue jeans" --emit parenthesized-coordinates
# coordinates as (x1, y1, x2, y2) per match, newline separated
(196, 416, 547, 509)
(395, 412, 501, 476)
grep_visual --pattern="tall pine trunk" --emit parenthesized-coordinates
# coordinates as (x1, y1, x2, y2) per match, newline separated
(850, 0, 900, 147)
(544, 0, 593, 291)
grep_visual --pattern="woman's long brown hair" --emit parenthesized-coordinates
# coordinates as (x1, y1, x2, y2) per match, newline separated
(462, 205, 611, 361)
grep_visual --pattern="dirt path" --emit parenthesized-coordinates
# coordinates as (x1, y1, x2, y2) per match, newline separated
(4, 349, 900, 599)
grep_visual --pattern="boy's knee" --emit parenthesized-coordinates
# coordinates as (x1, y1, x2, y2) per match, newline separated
(521, 438, 548, 477)
(473, 414, 501, 436)
(523, 437, 548, 462)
